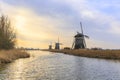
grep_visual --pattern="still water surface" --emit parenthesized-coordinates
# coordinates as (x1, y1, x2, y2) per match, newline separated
(0, 51, 120, 80)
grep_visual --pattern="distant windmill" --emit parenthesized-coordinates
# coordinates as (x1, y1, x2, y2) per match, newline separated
(49, 42, 52, 50)
(55, 37, 62, 50)
(72, 22, 89, 49)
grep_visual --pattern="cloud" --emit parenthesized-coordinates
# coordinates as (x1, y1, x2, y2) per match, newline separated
(109, 22, 120, 35)
(1, 0, 120, 49)
(0, 0, 76, 48)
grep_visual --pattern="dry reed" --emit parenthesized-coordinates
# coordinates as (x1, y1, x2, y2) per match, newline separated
(50, 49, 120, 59)
(0, 49, 30, 64)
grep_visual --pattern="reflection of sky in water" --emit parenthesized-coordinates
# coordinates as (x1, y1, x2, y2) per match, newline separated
(0, 51, 120, 80)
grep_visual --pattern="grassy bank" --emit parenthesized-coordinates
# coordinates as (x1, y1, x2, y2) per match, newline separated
(0, 49, 30, 64)
(49, 49, 120, 59)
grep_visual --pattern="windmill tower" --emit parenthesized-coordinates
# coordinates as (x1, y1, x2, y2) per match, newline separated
(49, 43, 52, 50)
(72, 22, 89, 49)
(55, 37, 62, 49)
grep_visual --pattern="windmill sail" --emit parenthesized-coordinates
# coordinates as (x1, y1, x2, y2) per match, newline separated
(80, 22, 87, 48)
(80, 22, 83, 34)
(72, 39, 75, 49)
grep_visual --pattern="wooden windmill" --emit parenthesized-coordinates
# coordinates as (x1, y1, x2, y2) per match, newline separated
(49, 42, 52, 50)
(72, 22, 89, 49)
(55, 37, 62, 50)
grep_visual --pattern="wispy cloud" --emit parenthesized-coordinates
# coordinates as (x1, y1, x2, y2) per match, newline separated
(0, 0, 75, 48)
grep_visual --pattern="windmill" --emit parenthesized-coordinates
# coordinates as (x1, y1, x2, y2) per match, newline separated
(49, 42, 52, 50)
(72, 22, 89, 49)
(55, 37, 62, 50)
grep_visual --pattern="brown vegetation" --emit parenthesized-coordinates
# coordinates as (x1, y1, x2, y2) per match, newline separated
(49, 49, 120, 59)
(0, 15, 30, 64)
(0, 49, 30, 64)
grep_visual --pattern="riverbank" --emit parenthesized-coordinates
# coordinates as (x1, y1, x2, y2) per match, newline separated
(0, 49, 30, 64)
(48, 49, 120, 59)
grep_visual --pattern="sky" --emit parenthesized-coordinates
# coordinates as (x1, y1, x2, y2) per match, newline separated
(0, 0, 120, 49)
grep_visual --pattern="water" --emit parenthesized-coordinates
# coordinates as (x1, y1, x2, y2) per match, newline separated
(0, 51, 120, 80)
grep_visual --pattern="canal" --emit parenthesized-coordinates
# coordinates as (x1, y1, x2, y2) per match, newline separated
(0, 51, 120, 80)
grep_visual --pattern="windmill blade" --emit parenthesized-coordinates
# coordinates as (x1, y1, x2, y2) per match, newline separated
(80, 22, 87, 48)
(72, 42, 75, 49)
(84, 35, 89, 39)
(72, 39, 75, 49)
(83, 38, 87, 48)
(80, 22, 84, 34)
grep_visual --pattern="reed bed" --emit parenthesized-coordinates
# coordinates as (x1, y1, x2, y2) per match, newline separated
(0, 49, 30, 64)
(50, 49, 120, 59)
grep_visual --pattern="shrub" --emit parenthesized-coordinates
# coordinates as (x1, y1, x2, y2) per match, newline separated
(0, 15, 16, 50)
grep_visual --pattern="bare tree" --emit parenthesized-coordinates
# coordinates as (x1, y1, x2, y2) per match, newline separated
(0, 15, 16, 50)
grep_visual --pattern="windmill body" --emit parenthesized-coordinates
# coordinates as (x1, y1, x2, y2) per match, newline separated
(74, 33, 85, 49)
(55, 37, 62, 50)
(49, 45, 52, 50)
(55, 43, 60, 49)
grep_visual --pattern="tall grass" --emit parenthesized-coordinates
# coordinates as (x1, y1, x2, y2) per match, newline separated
(50, 49, 120, 59)
(0, 49, 30, 63)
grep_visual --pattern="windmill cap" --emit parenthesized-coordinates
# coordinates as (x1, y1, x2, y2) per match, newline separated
(74, 33, 83, 37)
